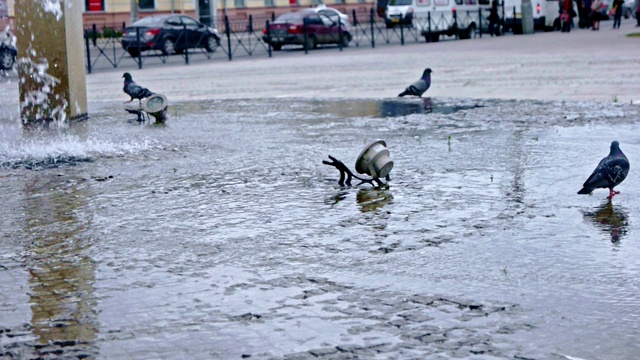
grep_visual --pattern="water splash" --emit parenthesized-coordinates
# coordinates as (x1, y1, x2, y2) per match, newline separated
(18, 52, 67, 125)
(39, 0, 69, 21)
(0, 135, 156, 170)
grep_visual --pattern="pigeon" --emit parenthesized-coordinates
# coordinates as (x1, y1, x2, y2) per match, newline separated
(123, 72, 154, 103)
(398, 68, 432, 97)
(578, 141, 630, 199)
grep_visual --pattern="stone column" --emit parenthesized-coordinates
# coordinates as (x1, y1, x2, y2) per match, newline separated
(14, 0, 88, 125)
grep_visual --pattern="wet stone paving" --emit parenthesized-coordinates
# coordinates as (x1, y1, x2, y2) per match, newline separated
(0, 97, 639, 359)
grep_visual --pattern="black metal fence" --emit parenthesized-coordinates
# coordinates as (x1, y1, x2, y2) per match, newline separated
(84, 6, 510, 74)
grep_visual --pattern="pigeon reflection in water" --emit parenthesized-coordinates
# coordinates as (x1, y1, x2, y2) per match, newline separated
(583, 200, 629, 243)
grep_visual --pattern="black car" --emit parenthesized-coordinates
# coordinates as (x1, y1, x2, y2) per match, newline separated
(0, 42, 17, 71)
(121, 15, 221, 57)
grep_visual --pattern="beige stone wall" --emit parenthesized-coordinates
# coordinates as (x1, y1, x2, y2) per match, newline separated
(5, 0, 369, 14)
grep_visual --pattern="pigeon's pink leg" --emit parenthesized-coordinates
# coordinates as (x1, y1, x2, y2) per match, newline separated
(608, 188, 620, 199)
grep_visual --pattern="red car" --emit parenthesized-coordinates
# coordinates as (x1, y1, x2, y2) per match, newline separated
(262, 9, 352, 51)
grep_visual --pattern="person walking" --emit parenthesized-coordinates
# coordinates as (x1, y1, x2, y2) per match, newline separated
(634, 0, 640, 26)
(591, 0, 604, 30)
(561, 0, 576, 32)
(612, 0, 623, 28)
(488, 0, 501, 36)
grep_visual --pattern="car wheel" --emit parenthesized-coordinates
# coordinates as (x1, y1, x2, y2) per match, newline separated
(127, 48, 140, 57)
(272, 43, 282, 51)
(304, 36, 316, 51)
(0, 50, 15, 70)
(161, 38, 176, 55)
(340, 32, 351, 47)
(205, 36, 219, 52)
(459, 23, 475, 39)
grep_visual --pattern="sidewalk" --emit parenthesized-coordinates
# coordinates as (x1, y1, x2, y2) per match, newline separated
(2, 23, 640, 110)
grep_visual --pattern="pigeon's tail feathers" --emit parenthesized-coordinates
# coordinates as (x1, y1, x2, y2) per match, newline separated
(577, 187, 593, 195)
(398, 90, 409, 97)
(141, 88, 154, 98)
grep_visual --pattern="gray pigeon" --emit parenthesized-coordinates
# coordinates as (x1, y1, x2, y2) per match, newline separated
(123, 72, 154, 103)
(578, 141, 630, 199)
(398, 68, 432, 97)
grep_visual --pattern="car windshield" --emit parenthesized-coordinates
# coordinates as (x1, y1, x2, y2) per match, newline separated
(274, 13, 304, 24)
(131, 16, 168, 27)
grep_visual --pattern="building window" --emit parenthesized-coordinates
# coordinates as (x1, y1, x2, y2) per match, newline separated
(265, 0, 274, 6)
(234, 0, 246, 7)
(85, 0, 104, 12)
(139, 0, 155, 10)
(312, 0, 323, 4)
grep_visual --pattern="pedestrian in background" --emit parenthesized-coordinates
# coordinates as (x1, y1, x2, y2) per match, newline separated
(612, 0, 623, 28)
(591, 0, 604, 30)
(561, 0, 576, 32)
(582, 0, 593, 28)
(634, 0, 640, 26)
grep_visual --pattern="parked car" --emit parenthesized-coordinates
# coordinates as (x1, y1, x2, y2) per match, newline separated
(384, 0, 415, 28)
(262, 9, 352, 51)
(0, 42, 16, 71)
(311, 4, 352, 31)
(121, 14, 220, 57)
(622, 0, 635, 18)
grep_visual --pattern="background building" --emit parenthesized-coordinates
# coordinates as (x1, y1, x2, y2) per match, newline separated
(1, 0, 374, 31)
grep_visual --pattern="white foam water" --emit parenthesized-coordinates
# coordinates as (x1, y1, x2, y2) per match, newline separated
(0, 134, 156, 169)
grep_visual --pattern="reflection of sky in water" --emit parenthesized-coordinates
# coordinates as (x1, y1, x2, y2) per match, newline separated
(309, 97, 483, 118)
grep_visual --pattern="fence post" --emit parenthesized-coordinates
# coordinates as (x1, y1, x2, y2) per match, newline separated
(183, 24, 189, 64)
(84, 30, 92, 74)
(352, 9, 358, 26)
(91, 23, 97, 47)
(136, 27, 142, 69)
(428, 12, 432, 42)
(272, 12, 275, 22)
(400, 22, 404, 45)
(513, 6, 516, 31)
(303, 17, 309, 54)
(478, 8, 482, 38)
(453, 9, 458, 39)
(225, 16, 232, 61)
(370, 8, 375, 48)
(248, 15, 253, 55)
(338, 19, 343, 51)
(266, 20, 272, 57)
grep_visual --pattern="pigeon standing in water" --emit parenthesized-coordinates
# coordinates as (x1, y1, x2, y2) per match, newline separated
(578, 141, 630, 199)
(398, 68, 432, 97)
(122, 72, 154, 104)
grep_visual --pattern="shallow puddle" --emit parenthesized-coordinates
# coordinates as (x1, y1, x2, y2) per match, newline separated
(1, 98, 639, 359)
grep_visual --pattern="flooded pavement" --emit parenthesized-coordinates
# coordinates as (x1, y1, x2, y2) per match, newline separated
(1, 97, 640, 359)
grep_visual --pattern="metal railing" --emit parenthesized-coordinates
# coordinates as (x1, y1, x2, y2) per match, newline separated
(83, 7, 506, 74)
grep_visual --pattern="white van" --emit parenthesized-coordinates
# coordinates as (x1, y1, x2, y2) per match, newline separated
(386, 0, 492, 41)
(502, 0, 577, 32)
